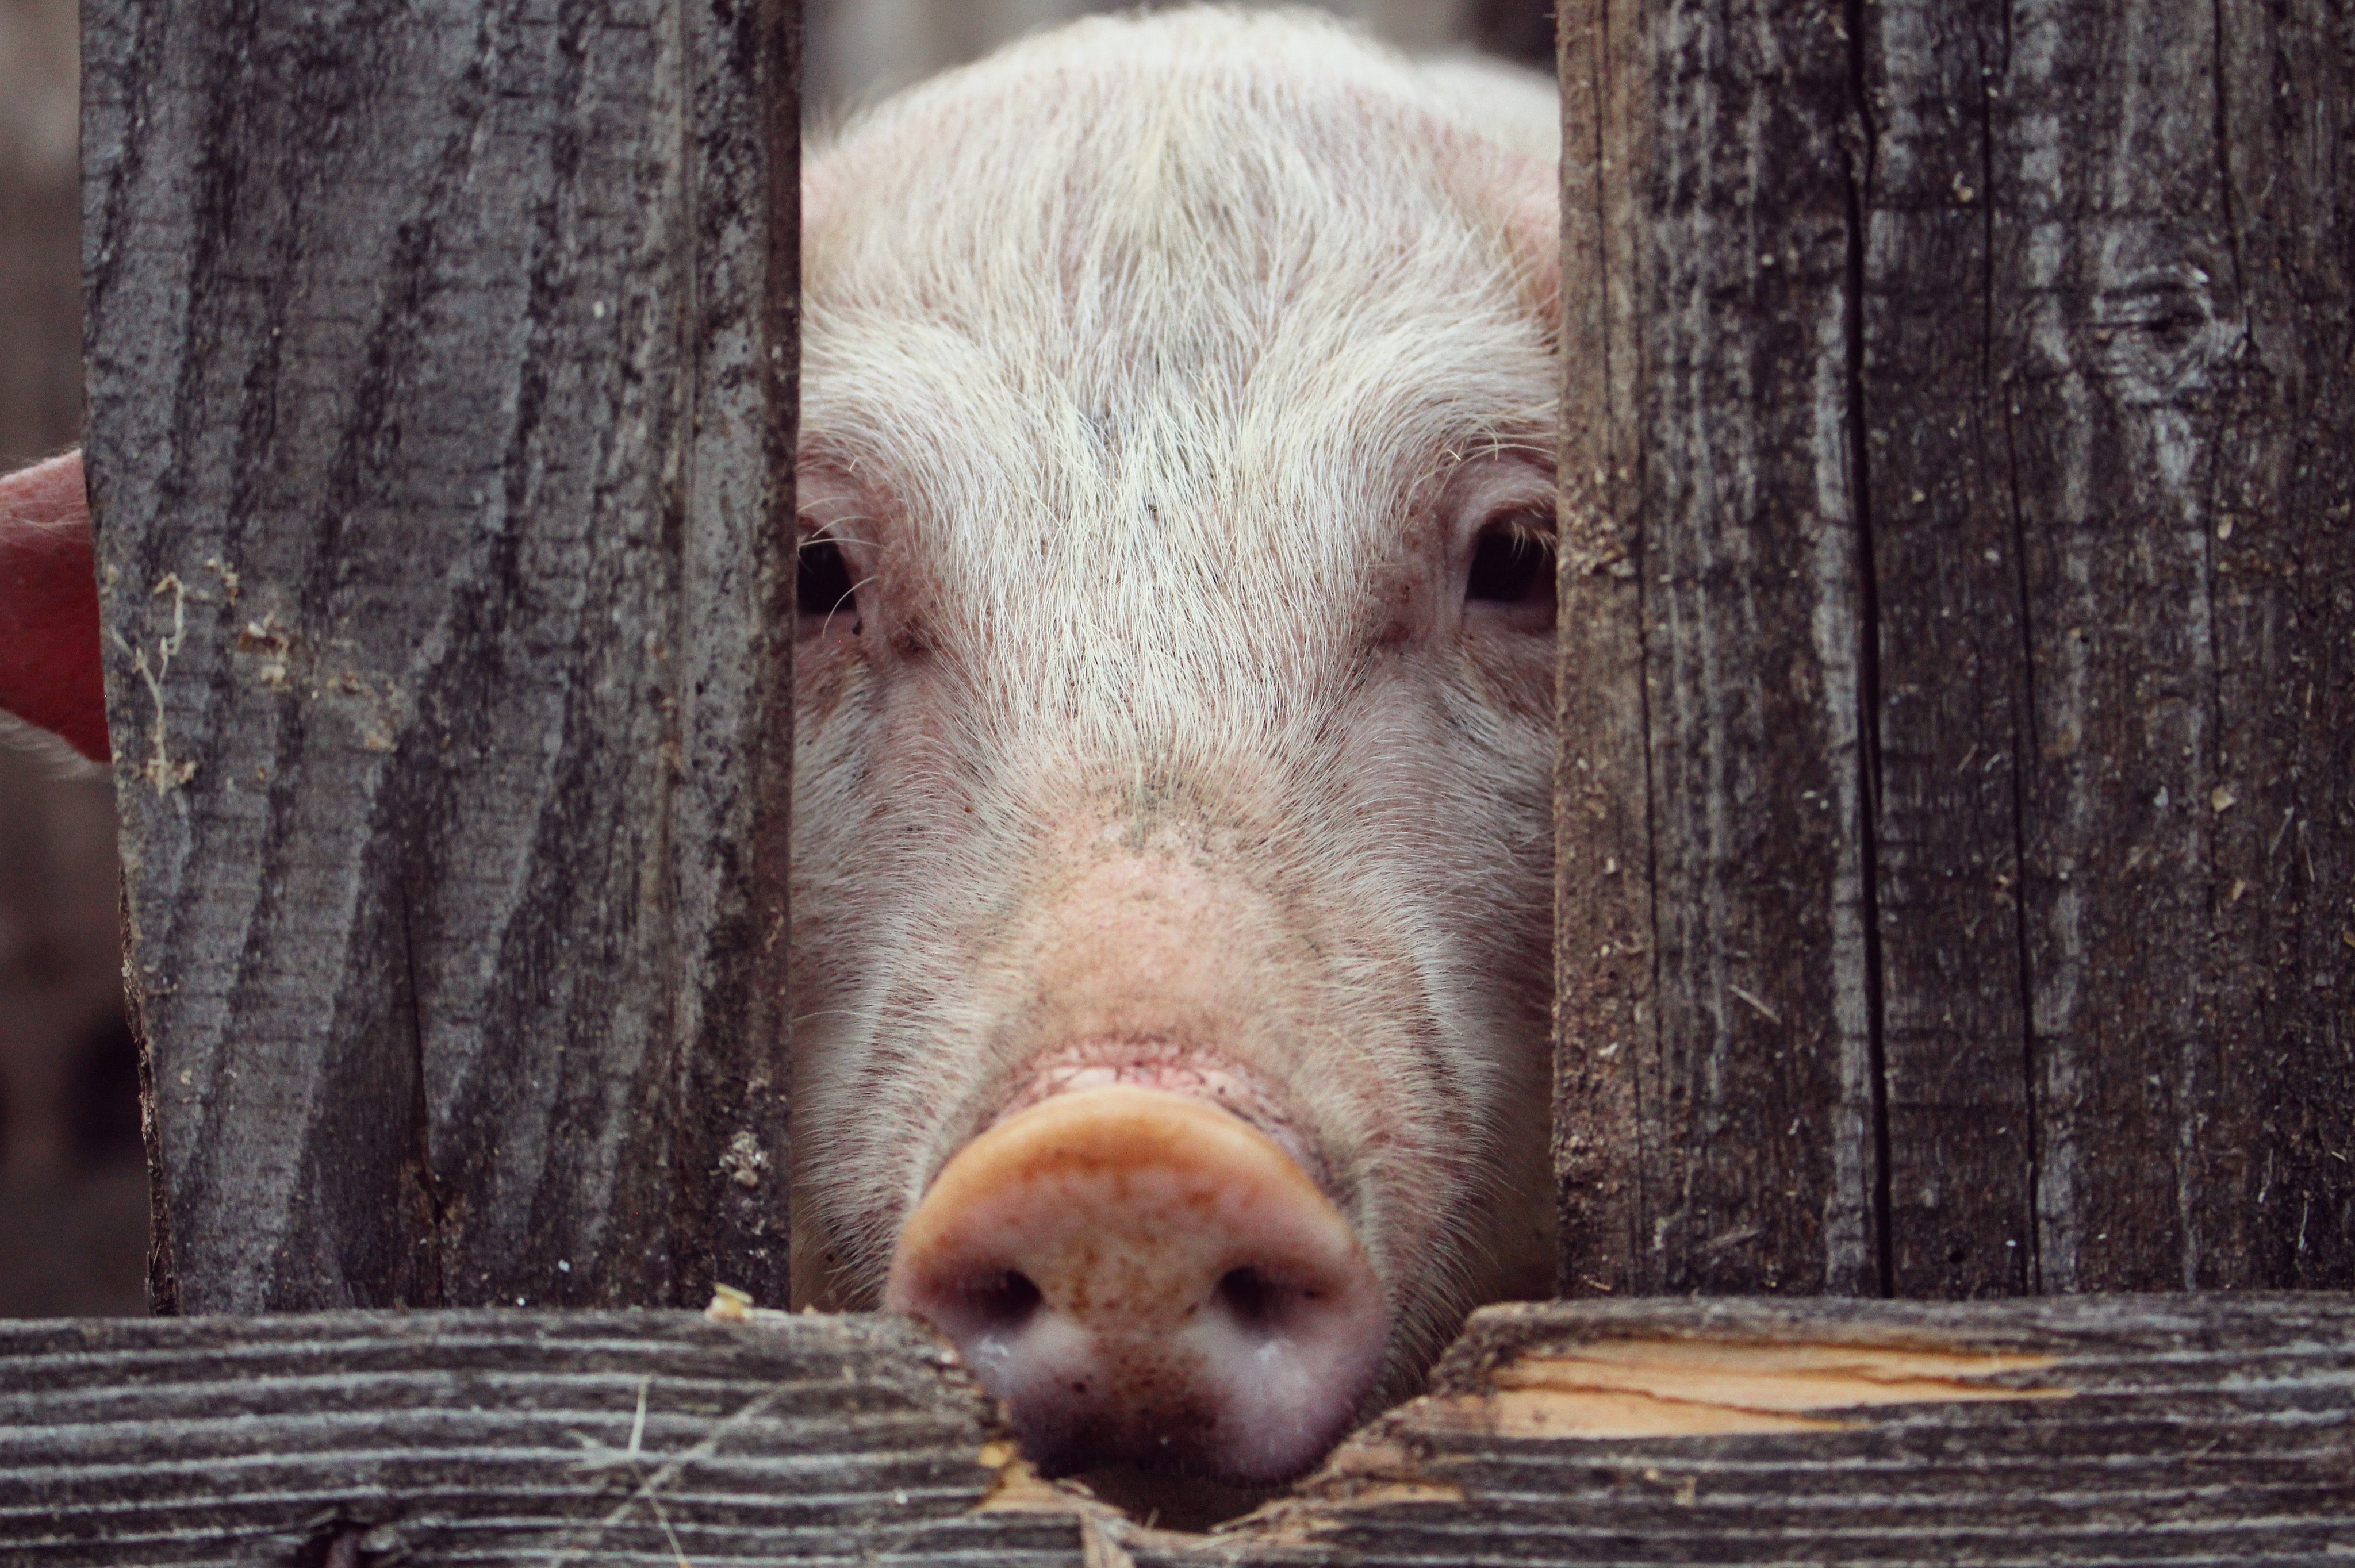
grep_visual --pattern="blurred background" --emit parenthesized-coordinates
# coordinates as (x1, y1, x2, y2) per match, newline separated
(0, 0, 142, 1317)
(0, 0, 1553, 1316)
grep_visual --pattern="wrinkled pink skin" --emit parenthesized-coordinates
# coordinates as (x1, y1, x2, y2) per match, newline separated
(791, 13, 1561, 1488)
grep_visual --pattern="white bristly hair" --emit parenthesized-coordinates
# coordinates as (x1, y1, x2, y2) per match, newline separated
(791, 5, 1561, 1403)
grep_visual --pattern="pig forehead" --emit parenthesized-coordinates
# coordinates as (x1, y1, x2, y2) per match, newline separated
(800, 313, 1548, 567)
(800, 9, 1541, 280)
(799, 23, 1554, 571)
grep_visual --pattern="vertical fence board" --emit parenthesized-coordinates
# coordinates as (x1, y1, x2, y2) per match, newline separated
(83, 0, 797, 1312)
(2197, 0, 2355, 1288)
(1560, 0, 2355, 1300)
(1986, 0, 2354, 1289)
(1993, 0, 2241, 1292)
(1861, 0, 2355, 1292)
(1556, 6, 1882, 1297)
(666, 0, 801, 1321)
(1856, 1, 2041, 1298)
(1549, 0, 1652, 1298)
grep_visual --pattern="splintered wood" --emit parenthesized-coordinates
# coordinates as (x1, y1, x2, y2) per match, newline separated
(1426, 1335, 2064, 1439)
(3, 1296, 2347, 1566)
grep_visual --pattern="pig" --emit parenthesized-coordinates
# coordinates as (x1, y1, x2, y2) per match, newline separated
(0, 5, 1563, 1492)
(792, 8, 1561, 1486)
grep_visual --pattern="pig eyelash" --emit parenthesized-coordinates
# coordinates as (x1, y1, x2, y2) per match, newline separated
(826, 575, 881, 641)
(1463, 512, 1555, 610)
(798, 535, 874, 639)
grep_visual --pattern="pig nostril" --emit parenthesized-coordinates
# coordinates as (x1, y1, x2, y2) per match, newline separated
(888, 1087, 1389, 1486)
(1214, 1265, 1299, 1331)
(962, 1268, 1044, 1332)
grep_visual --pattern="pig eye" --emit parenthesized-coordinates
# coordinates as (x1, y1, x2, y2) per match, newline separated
(1464, 516, 1556, 630)
(798, 535, 860, 637)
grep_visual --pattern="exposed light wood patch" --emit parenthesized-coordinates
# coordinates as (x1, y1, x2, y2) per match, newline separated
(1432, 1336, 2065, 1438)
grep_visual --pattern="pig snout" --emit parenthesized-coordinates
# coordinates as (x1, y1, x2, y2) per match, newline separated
(885, 1085, 1387, 1485)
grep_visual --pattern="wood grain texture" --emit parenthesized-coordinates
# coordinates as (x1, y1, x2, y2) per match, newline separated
(0, 1309, 1084, 1566)
(1151, 1293, 2355, 1566)
(1549, 0, 1652, 1301)
(2024, 0, 2351, 1291)
(81, 0, 800, 1313)
(6, 1298, 2346, 1566)
(1554, 3, 1882, 1297)
(1556, 0, 2355, 1298)
(1859, 0, 2355, 1291)
(1855, 0, 2041, 1300)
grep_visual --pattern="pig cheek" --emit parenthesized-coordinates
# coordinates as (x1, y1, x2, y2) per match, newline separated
(791, 683, 1000, 1293)
(1301, 685, 1543, 1332)
(1463, 629, 1556, 731)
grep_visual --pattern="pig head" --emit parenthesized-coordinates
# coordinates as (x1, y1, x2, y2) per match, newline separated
(792, 10, 1562, 1485)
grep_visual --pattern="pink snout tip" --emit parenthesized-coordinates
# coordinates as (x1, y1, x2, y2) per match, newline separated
(885, 1085, 1387, 1485)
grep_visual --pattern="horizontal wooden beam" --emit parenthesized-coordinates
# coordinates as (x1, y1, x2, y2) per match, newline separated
(0, 1308, 1073, 1567)
(1226, 1294, 2355, 1566)
(5, 1296, 2349, 1565)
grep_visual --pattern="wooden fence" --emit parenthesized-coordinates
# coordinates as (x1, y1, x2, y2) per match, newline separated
(1552, 0, 2353, 1300)
(7, 1296, 2353, 1563)
(17, 0, 2354, 1559)
(86, 0, 799, 1314)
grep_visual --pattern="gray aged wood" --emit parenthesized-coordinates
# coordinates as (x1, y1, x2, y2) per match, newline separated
(0, 1309, 1084, 1566)
(1549, 0, 1654, 1302)
(4, 1297, 2348, 1566)
(1556, 0, 2355, 1297)
(1862, 0, 2355, 1295)
(1155, 1293, 2355, 1566)
(81, 0, 800, 1312)
(1554, 3, 1879, 1298)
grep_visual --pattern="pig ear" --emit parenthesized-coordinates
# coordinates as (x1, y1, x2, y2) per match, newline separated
(1421, 62, 1563, 343)
(1494, 162, 1562, 345)
(0, 450, 109, 763)
(1431, 140, 1561, 343)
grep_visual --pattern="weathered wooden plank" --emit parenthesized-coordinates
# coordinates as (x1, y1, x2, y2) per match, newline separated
(1855, 0, 2042, 1298)
(1856, 0, 2355, 1289)
(0, 1309, 1083, 1566)
(6, 1298, 2347, 1566)
(81, 0, 799, 1312)
(1557, 0, 2355, 1301)
(1145, 1294, 2355, 1566)
(2193, 0, 2355, 1289)
(1553, 3, 1882, 1296)
(1548, 0, 1651, 1300)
